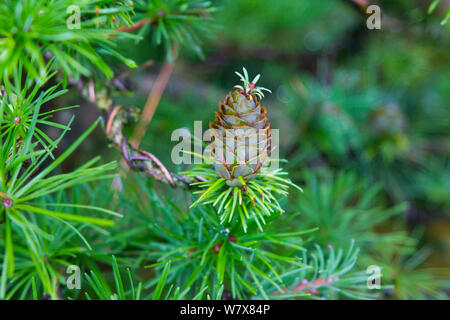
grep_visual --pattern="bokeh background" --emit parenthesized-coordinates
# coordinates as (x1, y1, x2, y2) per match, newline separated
(49, 0, 449, 299)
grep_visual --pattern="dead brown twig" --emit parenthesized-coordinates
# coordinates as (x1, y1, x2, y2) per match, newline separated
(118, 50, 178, 174)
(108, 18, 152, 37)
(129, 57, 177, 149)
(106, 106, 199, 188)
(71, 61, 200, 189)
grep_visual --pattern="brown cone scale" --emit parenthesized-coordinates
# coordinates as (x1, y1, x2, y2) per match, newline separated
(210, 90, 271, 186)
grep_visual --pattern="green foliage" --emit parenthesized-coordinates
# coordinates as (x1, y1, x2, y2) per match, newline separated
(0, 66, 119, 298)
(272, 241, 378, 300)
(429, 0, 450, 25)
(414, 159, 450, 213)
(84, 256, 143, 300)
(1, 210, 98, 300)
(282, 73, 375, 160)
(122, 177, 310, 299)
(133, 0, 217, 60)
(293, 171, 410, 255)
(0, 0, 136, 82)
(101, 176, 372, 300)
(187, 164, 301, 232)
(373, 248, 450, 300)
(234, 67, 272, 99)
(0, 61, 71, 155)
(84, 257, 213, 300)
(0, 0, 448, 302)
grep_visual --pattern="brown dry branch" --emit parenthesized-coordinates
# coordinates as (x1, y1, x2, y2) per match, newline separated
(129, 57, 177, 149)
(119, 50, 178, 174)
(110, 18, 152, 36)
(70, 71, 203, 189)
(105, 106, 200, 188)
(108, 9, 213, 38)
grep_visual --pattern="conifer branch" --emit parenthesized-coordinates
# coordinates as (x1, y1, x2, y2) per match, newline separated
(70, 70, 204, 189)
(129, 55, 177, 149)
(104, 105, 200, 188)
(110, 18, 152, 36)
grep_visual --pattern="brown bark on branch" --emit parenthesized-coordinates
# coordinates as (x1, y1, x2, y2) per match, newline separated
(130, 59, 176, 148)
(70, 73, 203, 189)
(105, 106, 199, 188)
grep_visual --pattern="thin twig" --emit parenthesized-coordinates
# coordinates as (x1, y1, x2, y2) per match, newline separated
(108, 18, 152, 37)
(348, 0, 370, 10)
(105, 106, 197, 188)
(108, 9, 212, 37)
(129, 56, 177, 149)
(70, 69, 198, 189)
(118, 59, 155, 80)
